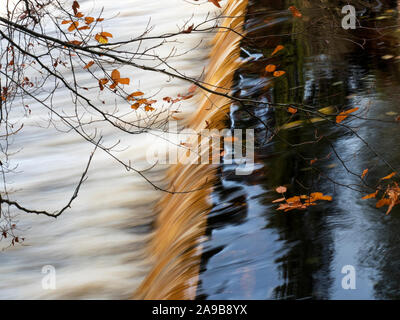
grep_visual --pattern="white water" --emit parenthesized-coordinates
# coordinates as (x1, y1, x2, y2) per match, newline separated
(0, 0, 219, 299)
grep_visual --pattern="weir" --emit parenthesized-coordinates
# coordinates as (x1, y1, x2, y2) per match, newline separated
(135, 0, 248, 300)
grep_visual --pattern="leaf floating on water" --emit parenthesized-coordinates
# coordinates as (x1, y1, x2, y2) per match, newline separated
(273, 70, 286, 77)
(265, 64, 276, 73)
(381, 172, 396, 180)
(271, 45, 284, 56)
(361, 168, 369, 179)
(362, 192, 378, 200)
(336, 107, 359, 123)
(289, 6, 302, 18)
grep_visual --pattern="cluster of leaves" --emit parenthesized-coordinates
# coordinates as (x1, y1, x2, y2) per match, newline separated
(273, 186, 332, 212)
(362, 172, 399, 214)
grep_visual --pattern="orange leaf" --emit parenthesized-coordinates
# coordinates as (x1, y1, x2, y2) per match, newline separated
(361, 168, 369, 179)
(336, 107, 359, 123)
(127, 92, 144, 101)
(288, 107, 297, 114)
(118, 78, 130, 85)
(381, 172, 397, 180)
(273, 70, 286, 77)
(310, 158, 317, 165)
(100, 32, 113, 38)
(376, 198, 390, 208)
(85, 17, 95, 24)
(61, 20, 72, 24)
(111, 70, 121, 81)
(145, 105, 155, 112)
(75, 12, 84, 18)
(362, 192, 378, 200)
(276, 186, 287, 193)
(131, 103, 140, 110)
(271, 45, 284, 56)
(68, 21, 79, 32)
(265, 64, 276, 73)
(78, 26, 90, 30)
(83, 61, 94, 69)
(289, 6, 302, 18)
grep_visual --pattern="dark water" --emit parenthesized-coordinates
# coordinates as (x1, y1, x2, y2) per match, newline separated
(197, 0, 400, 299)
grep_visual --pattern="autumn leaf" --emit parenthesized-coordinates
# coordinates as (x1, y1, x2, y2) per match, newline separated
(276, 186, 287, 193)
(109, 69, 130, 89)
(78, 26, 90, 31)
(376, 198, 390, 208)
(273, 70, 286, 77)
(131, 103, 140, 110)
(310, 158, 317, 165)
(85, 17, 95, 24)
(145, 105, 155, 112)
(127, 91, 144, 101)
(288, 107, 297, 114)
(208, 0, 222, 8)
(68, 21, 79, 32)
(336, 107, 359, 123)
(75, 12, 84, 18)
(183, 24, 194, 34)
(95, 32, 113, 44)
(271, 45, 284, 56)
(61, 20, 72, 24)
(361, 168, 369, 179)
(265, 64, 276, 73)
(289, 6, 302, 18)
(68, 40, 82, 46)
(381, 172, 396, 180)
(83, 61, 94, 69)
(72, 1, 80, 16)
(98, 78, 108, 91)
(362, 191, 378, 200)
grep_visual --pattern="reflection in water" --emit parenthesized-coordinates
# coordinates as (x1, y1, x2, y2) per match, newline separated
(197, 0, 400, 299)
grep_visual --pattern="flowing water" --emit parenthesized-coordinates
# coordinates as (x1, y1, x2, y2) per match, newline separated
(196, 0, 400, 300)
(3, 0, 400, 300)
(0, 0, 218, 299)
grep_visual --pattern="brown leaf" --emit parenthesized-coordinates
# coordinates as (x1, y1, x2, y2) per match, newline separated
(72, 1, 80, 16)
(208, 0, 221, 8)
